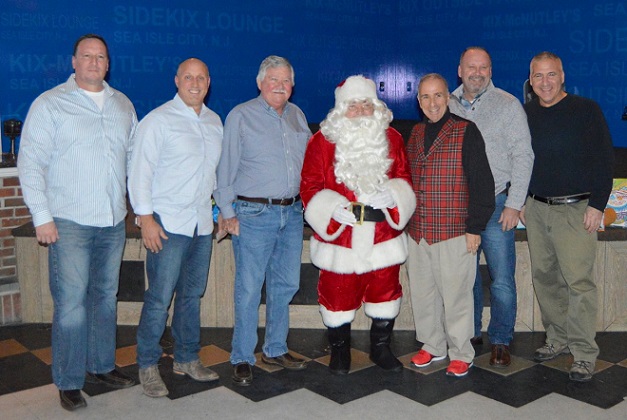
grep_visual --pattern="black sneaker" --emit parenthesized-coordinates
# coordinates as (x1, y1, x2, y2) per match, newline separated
(85, 369, 135, 389)
(59, 389, 87, 411)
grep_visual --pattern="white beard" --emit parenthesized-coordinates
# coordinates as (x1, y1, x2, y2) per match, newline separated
(322, 115, 392, 196)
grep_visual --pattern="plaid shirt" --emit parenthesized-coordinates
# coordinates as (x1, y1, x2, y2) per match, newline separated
(407, 117, 470, 244)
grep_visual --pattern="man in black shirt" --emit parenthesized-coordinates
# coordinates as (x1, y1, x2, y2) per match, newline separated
(522, 51, 614, 382)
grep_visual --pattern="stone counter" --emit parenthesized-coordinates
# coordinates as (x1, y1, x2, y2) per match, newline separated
(13, 221, 627, 331)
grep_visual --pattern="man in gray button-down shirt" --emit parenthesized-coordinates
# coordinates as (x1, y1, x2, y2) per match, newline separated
(214, 55, 311, 386)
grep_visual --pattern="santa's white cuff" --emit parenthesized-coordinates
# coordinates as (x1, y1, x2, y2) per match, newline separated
(380, 178, 416, 230)
(304, 189, 350, 242)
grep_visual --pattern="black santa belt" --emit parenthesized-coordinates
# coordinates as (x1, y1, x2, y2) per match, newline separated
(349, 202, 386, 225)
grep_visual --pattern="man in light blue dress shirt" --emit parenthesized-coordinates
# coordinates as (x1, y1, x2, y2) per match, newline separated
(214, 55, 311, 386)
(128, 58, 223, 398)
(18, 34, 137, 411)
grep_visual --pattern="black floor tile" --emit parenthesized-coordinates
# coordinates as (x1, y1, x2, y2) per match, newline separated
(212, 361, 304, 403)
(276, 328, 328, 360)
(157, 357, 221, 400)
(596, 332, 627, 363)
(389, 330, 422, 358)
(0, 323, 51, 350)
(508, 331, 550, 361)
(554, 375, 627, 409)
(0, 352, 52, 393)
(199, 327, 233, 350)
(471, 365, 556, 407)
(594, 365, 627, 396)
(0, 381, 11, 397)
(303, 364, 389, 404)
(115, 325, 139, 348)
(389, 367, 476, 406)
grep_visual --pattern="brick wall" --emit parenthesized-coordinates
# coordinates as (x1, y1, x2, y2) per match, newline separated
(0, 175, 30, 324)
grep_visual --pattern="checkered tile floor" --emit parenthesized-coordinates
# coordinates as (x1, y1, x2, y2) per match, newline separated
(1, 324, 626, 409)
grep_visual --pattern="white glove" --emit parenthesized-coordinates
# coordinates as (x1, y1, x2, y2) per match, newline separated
(332, 204, 357, 226)
(369, 189, 395, 209)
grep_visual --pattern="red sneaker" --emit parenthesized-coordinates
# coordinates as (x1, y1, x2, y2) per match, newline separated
(410, 349, 446, 368)
(446, 360, 473, 377)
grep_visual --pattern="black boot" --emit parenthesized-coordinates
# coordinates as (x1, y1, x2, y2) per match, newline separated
(328, 323, 351, 375)
(370, 318, 402, 372)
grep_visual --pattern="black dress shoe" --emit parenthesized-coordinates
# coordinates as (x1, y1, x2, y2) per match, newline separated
(86, 369, 136, 389)
(59, 389, 87, 411)
(261, 352, 307, 370)
(232, 363, 253, 386)
(470, 336, 483, 346)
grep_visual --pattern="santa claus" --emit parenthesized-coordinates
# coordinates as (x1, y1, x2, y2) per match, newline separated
(300, 75, 416, 374)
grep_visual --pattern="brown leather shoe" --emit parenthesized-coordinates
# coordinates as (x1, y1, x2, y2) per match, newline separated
(261, 352, 307, 370)
(489, 344, 511, 367)
(232, 363, 253, 386)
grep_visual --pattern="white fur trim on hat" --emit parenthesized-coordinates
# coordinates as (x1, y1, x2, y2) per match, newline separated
(335, 75, 377, 108)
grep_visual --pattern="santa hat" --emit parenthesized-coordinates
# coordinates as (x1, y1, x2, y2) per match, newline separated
(334, 75, 377, 108)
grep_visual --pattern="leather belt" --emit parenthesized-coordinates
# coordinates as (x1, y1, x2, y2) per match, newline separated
(237, 195, 301, 206)
(529, 193, 590, 205)
(349, 202, 385, 224)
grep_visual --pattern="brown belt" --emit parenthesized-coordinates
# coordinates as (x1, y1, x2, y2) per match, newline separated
(529, 193, 590, 205)
(237, 195, 301, 206)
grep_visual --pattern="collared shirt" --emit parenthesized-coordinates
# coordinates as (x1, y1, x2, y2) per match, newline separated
(449, 81, 534, 211)
(18, 74, 137, 228)
(458, 88, 487, 110)
(128, 94, 223, 237)
(214, 95, 311, 219)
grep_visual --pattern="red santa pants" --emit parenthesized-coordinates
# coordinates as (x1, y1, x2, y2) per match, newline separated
(318, 264, 402, 312)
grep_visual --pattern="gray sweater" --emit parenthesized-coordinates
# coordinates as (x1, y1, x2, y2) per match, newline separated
(449, 81, 534, 211)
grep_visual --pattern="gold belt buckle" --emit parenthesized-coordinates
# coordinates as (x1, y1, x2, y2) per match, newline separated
(349, 202, 365, 225)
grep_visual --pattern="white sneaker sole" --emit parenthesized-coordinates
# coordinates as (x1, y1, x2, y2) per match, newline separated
(411, 354, 447, 368)
(446, 361, 474, 377)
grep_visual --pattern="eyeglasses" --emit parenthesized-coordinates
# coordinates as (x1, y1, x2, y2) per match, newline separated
(347, 102, 374, 114)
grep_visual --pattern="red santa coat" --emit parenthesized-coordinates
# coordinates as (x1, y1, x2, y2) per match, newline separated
(300, 128, 416, 275)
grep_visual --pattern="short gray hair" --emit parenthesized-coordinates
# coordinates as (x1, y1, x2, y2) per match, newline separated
(418, 73, 449, 94)
(529, 51, 563, 74)
(256, 55, 295, 85)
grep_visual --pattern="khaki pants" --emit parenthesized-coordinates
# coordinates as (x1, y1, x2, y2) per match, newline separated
(407, 235, 475, 363)
(525, 196, 599, 363)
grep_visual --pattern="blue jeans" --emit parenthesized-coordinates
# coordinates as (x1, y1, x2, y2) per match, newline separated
(48, 218, 125, 390)
(473, 192, 517, 345)
(136, 214, 212, 368)
(230, 200, 303, 365)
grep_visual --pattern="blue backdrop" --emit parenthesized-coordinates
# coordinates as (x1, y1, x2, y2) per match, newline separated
(2, 0, 626, 152)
